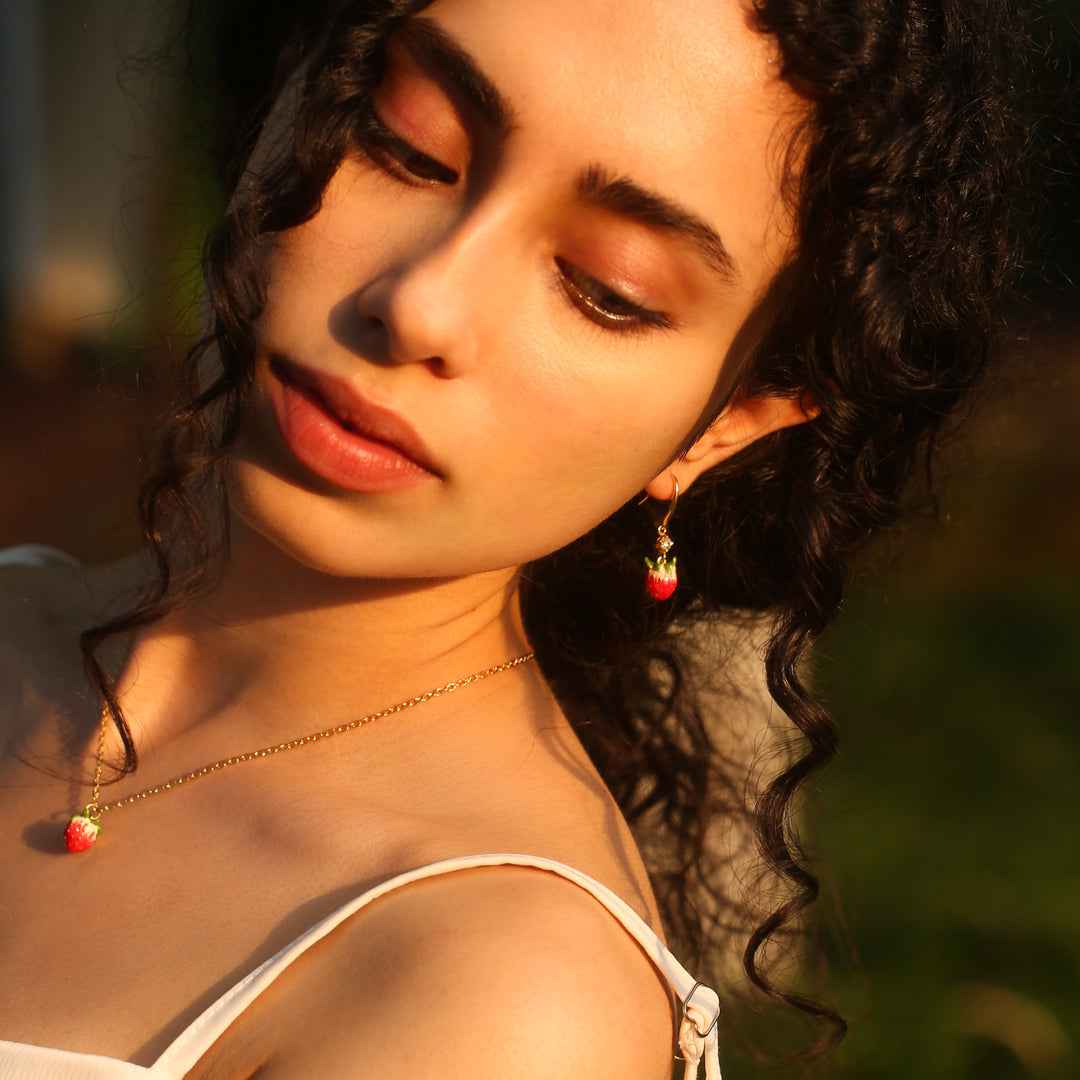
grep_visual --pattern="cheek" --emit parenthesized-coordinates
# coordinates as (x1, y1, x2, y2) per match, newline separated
(258, 165, 408, 313)
(470, 336, 722, 539)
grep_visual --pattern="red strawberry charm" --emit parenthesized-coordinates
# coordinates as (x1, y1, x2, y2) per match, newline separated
(64, 813, 101, 853)
(644, 483, 679, 601)
(645, 556, 677, 600)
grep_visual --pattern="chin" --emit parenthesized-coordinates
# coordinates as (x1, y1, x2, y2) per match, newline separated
(225, 454, 399, 580)
(223, 448, 521, 587)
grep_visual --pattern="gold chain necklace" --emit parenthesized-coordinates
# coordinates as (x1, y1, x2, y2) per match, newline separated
(63, 652, 536, 852)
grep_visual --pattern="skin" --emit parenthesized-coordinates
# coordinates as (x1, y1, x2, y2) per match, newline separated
(0, 1, 810, 1076)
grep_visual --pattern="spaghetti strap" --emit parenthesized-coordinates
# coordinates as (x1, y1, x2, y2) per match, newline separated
(153, 853, 722, 1079)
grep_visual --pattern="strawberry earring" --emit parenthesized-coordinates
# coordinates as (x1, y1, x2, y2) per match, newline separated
(645, 478, 679, 600)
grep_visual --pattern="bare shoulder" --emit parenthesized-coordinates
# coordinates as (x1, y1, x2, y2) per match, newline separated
(247, 865, 676, 1080)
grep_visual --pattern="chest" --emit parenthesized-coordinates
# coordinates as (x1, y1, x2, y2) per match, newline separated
(0, 745, 447, 1065)
(0, 691, 615, 1065)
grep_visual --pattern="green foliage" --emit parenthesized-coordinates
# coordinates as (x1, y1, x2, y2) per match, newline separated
(801, 585, 1080, 1080)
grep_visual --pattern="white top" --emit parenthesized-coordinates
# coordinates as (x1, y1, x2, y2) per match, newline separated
(1, 855, 723, 1080)
(0, 544, 82, 570)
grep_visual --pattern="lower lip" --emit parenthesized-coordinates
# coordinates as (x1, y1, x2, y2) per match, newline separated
(267, 366, 437, 493)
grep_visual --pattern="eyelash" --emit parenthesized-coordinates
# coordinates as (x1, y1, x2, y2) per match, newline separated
(359, 110, 461, 186)
(357, 108, 674, 336)
(555, 258, 674, 335)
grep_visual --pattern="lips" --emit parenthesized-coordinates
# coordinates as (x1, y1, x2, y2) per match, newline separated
(267, 359, 441, 493)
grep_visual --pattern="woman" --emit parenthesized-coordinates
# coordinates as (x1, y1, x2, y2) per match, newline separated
(0, 0, 1026, 1076)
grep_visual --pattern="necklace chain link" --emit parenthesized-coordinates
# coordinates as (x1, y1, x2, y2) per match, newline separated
(84, 653, 535, 819)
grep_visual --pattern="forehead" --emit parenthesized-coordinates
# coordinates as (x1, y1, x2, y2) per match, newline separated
(420, 0, 804, 290)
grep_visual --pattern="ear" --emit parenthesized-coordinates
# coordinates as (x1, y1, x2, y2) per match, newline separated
(644, 391, 819, 500)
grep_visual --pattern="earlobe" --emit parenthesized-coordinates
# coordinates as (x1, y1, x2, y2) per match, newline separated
(644, 390, 818, 500)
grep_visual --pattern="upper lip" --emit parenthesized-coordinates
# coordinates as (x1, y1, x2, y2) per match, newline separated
(271, 358, 442, 476)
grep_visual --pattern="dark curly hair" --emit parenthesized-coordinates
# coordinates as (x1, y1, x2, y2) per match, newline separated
(83, 0, 1032, 1062)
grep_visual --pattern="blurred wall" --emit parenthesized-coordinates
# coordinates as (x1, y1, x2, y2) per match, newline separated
(0, 0, 174, 376)
(0, 1, 45, 321)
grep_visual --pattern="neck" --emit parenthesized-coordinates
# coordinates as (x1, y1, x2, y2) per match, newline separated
(112, 521, 532, 747)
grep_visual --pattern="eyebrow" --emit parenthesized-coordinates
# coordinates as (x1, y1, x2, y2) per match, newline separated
(400, 19, 515, 139)
(399, 21, 736, 284)
(576, 165, 738, 283)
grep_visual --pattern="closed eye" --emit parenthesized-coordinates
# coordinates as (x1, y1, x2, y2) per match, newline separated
(358, 110, 460, 187)
(556, 258, 674, 334)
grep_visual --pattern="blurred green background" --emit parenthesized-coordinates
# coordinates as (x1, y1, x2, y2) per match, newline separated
(0, 2, 1076, 1078)
(810, 335, 1080, 1080)
(719, 313, 1080, 1079)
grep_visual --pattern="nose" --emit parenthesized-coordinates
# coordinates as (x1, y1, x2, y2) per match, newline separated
(348, 214, 497, 377)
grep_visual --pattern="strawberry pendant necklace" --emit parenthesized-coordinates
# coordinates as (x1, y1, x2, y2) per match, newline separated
(64, 652, 536, 852)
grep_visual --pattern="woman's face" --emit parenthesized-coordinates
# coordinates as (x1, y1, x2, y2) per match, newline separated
(229, 0, 806, 580)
